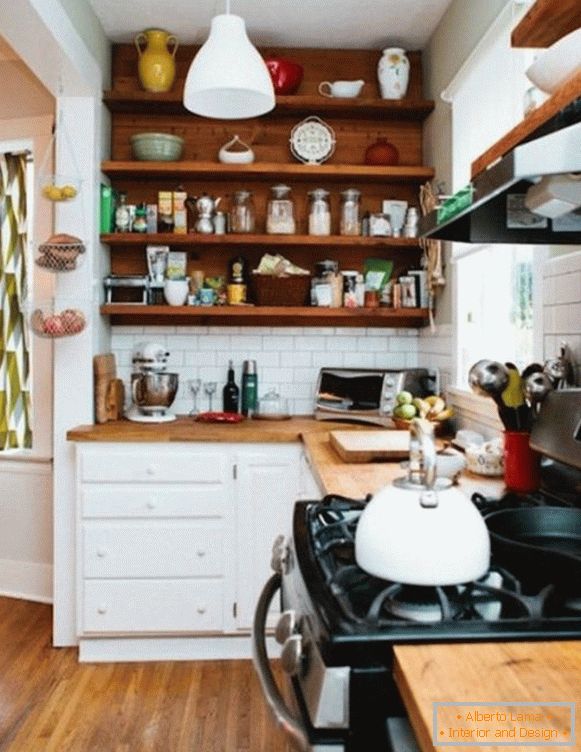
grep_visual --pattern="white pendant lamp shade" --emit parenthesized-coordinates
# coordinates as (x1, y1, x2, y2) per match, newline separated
(183, 14, 275, 119)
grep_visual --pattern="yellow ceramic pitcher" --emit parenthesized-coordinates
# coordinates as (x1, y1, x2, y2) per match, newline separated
(135, 29, 178, 93)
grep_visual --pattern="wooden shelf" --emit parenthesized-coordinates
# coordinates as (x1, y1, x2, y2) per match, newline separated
(100, 233, 421, 249)
(103, 90, 434, 121)
(101, 160, 434, 184)
(101, 304, 429, 328)
(511, 0, 581, 47)
(471, 70, 581, 178)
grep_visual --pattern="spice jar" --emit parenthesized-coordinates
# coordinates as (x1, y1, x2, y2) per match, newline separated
(340, 188, 361, 236)
(266, 184, 296, 234)
(230, 190, 255, 233)
(308, 188, 331, 236)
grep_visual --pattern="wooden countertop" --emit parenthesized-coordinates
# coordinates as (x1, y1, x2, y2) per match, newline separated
(394, 641, 581, 752)
(302, 432, 505, 499)
(66, 415, 361, 443)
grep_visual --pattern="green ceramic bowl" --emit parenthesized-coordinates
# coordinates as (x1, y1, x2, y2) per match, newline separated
(130, 132, 185, 162)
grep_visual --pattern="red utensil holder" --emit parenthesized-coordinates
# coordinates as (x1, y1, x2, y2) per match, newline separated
(503, 431, 540, 493)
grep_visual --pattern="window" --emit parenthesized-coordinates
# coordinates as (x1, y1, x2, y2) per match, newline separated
(446, 2, 540, 387)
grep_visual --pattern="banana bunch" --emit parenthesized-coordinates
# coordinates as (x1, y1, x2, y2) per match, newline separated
(393, 392, 453, 422)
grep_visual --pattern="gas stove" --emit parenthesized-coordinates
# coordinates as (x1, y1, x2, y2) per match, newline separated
(252, 390, 581, 752)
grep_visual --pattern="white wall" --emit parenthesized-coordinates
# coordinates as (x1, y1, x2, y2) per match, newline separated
(543, 250, 581, 384)
(112, 326, 420, 415)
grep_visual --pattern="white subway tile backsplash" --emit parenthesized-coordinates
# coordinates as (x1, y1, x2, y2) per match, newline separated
(332, 336, 360, 352)
(198, 335, 230, 351)
(143, 326, 177, 334)
(263, 336, 294, 351)
(311, 351, 343, 368)
(294, 335, 328, 351)
(111, 334, 136, 350)
(357, 336, 389, 352)
(280, 351, 312, 367)
(234, 335, 264, 350)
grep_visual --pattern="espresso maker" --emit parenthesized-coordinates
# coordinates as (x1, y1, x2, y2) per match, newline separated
(126, 342, 178, 423)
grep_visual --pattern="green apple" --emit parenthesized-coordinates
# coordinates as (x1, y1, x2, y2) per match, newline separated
(396, 390, 413, 405)
(398, 403, 417, 419)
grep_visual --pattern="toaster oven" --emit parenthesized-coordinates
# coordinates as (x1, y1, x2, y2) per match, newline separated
(314, 367, 438, 427)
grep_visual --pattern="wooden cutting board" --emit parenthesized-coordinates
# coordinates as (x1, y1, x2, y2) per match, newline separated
(94, 354, 118, 424)
(329, 430, 410, 462)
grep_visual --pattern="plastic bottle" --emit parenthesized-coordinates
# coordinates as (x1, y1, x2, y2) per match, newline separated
(223, 360, 240, 413)
(241, 360, 258, 417)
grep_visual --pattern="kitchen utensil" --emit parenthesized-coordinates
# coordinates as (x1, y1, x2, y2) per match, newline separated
(290, 116, 336, 165)
(355, 419, 490, 585)
(218, 135, 255, 164)
(187, 378, 201, 416)
(485, 507, 581, 584)
(522, 371, 553, 414)
(468, 360, 509, 399)
(525, 28, 581, 94)
(93, 354, 117, 424)
(329, 430, 411, 463)
(264, 58, 304, 95)
(318, 80, 364, 98)
(106, 378, 125, 421)
(130, 133, 184, 161)
(187, 193, 222, 234)
(544, 342, 575, 389)
(126, 342, 177, 423)
(204, 381, 217, 411)
(521, 362, 544, 380)
(502, 362, 529, 432)
(195, 411, 245, 423)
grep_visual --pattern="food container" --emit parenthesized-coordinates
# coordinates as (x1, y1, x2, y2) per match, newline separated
(252, 274, 311, 306)
(256, 388, 290, 420)
(130, 132, 185, 161)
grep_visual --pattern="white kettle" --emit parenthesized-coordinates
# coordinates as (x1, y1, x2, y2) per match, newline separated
(355, 419, 490, 586)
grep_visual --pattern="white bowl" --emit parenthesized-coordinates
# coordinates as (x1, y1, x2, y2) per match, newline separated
(526, 28, 581, 94)
(465, 440, 504, 477)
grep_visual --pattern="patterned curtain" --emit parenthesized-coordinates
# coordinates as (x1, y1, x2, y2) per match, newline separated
(0, 152, 32, 449)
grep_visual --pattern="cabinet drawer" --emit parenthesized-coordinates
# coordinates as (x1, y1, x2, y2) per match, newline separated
(79, 448, 228, 483)
(81, 485, 227, 519)
(82, 522, 226, 578)
(82, 579, 223, 634)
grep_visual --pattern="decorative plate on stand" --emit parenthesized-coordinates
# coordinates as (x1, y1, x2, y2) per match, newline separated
(290, 116, 336, 165)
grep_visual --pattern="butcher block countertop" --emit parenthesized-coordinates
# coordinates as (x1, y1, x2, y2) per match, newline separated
(66, 415, 359, 443)
(394, 641, 581, 752)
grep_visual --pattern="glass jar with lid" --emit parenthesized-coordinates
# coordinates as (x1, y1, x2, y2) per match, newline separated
(340, 188, 361, 236)
(308, 188, 331, 236)
(266, 184, 296, 234)
(230, 190, 255, 234)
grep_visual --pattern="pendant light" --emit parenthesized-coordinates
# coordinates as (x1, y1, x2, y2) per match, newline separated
(183, 0, 275, 119)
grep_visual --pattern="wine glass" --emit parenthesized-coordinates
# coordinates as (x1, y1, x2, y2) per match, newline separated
(187, 378, 201, 416)
(204, 381, 217, 412)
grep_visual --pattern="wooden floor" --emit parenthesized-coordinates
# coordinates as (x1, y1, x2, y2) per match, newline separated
(0, 597, 290, 752)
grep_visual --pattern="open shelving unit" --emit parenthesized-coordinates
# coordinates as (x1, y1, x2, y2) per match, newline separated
(101, 44, 435, 328)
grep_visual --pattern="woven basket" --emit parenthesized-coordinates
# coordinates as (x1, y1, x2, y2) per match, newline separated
(252, 274, 311, 307)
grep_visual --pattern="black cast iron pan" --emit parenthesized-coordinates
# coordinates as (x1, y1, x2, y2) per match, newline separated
(485, 507, 581, 588)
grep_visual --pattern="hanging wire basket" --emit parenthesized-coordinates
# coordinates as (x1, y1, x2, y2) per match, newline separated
(39, 173, 81, 203)
(26, 299, 88, 339)
(35, 233, 86, 273)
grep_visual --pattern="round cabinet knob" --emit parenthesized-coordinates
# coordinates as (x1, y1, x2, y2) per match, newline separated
(275, 610, 297, 646)
(146, 465, 157, 477)
(385, 377, 395, 387)
(96, 548, 107, 558)
(146, 499, 157, 510)
(196, 550, 206, 558)
(281, 634, 304, 677)
(196, 606, 207, 615)
(97, 605, 108, 615)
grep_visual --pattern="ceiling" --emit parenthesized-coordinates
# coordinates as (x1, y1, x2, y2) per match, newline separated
(88, 0, 454, 49)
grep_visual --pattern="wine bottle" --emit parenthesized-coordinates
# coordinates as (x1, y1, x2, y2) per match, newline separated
(223, 360, 240, 413)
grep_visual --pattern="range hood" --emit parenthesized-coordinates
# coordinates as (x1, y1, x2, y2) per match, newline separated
(420, 114, 581, 245)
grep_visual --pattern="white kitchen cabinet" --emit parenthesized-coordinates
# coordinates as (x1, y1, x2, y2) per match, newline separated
(234, 446, 302, 630)
(74, 441, 320, 658)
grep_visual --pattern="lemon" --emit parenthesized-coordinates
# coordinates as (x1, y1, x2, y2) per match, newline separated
(61, 184, 77, 199)
(47, 186, 63, 201)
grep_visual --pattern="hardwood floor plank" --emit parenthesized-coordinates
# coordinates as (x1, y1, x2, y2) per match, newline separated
(0, 597, 290, 752)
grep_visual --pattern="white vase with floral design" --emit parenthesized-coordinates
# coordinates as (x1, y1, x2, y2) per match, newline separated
(377, 48, 410, 100)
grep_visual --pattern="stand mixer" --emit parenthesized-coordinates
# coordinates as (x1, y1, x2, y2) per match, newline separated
(126, 342, 178, 423)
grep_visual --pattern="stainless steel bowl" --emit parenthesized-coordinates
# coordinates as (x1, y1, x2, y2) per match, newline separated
(131, 372, 178, 414)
